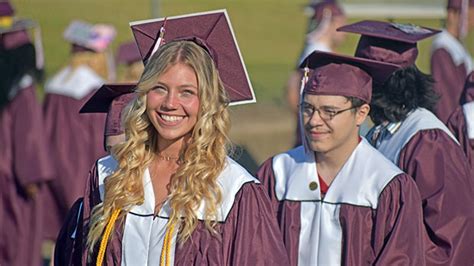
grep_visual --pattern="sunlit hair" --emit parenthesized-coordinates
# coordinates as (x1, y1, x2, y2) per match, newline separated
(87, 40, 230, 253)
(69, 51, 111, 80)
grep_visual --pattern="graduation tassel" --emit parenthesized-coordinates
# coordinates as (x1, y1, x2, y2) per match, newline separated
(299, 67, 312, 155)
(160, 222, 176, 266)
(96, 209, 121, 266)
(150, 17, 168, 58)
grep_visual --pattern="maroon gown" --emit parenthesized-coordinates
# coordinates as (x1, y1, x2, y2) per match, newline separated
(0, 79, 54, 266)
(42, 65, 107, 240)
(447, 72, 474, 170)
(431, 30, 473, 123)
(367, 108, 474, 265)
(55, 156, 289, 265)
(256, 139, 426, 265)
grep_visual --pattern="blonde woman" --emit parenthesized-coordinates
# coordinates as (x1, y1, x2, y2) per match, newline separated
(55, 11, 289, 266)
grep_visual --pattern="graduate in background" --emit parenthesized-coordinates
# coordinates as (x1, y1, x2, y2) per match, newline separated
(0, 1, 54, 265)
(42, 20, 116, 244)
(340, 20, 474, 265)
(116, 40, 144, 82)
(285, 0, 346, 146)
(80, 83, 136, 153)
(257, 51, 426, 265)
(447, 72, 474, 169)
(431, 0, 474, 123)
(55, 10, 288, 265)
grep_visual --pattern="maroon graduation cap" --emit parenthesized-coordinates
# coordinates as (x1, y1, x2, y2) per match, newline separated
(80, 83, 136, 137)
(447, 0, 474, 10)
(116, 40, 142, 65)
(299, 50, 400, 103)
(0, 0, 43, 68)
(129, 9, 255, 105)
(0, 1, 13, 16)
(0, 0, 36, 37)
(337, 20, 440, 67)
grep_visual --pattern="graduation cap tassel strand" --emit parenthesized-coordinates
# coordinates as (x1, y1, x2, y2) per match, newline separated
(96, 209, 121, 266)
(150, 17, 167, 58)
(300, 67, 311, 155)
(160, 222, 176, 266)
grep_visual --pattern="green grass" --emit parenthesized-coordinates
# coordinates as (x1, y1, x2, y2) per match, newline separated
(11, 0, 473, 103)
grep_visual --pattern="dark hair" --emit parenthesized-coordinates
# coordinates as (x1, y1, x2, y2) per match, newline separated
(346, 96, 366, 108)
(369, 65, 439, 125)
(0, 43, 43, 110)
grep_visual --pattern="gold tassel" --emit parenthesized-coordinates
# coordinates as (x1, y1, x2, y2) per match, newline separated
(160, 222, 176, 266)
(96, 209, 121, 266)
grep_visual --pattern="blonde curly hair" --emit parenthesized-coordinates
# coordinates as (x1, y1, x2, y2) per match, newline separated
(87, 40, 231, 252)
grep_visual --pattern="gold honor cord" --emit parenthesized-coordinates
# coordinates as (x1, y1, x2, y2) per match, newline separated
(96, 209, 121, 266)
(160, 223, 176, 266)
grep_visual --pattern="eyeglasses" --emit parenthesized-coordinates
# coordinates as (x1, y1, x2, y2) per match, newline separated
(300, 102, 358, 121)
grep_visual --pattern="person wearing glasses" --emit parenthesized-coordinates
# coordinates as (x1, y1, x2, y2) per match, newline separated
(339, 21, 474, 265)
(257, 51, 426, 265)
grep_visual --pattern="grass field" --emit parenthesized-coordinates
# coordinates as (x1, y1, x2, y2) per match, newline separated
(11, 0, 474, 165)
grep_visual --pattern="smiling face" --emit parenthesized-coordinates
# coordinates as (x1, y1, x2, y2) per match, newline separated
(146, 62, 200, 143)
(302, 94, 368, 155)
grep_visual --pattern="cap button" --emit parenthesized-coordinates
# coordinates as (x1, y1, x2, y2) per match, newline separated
(309, 181, 318, 191)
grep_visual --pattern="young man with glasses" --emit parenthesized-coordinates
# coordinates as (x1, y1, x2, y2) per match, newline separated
(257, 51, 426, 265)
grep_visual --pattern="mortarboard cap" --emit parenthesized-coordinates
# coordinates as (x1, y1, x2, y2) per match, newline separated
(0, 1, 14, 16)
(129, 9, 255, 105)
(300, 50, 400, 103)
(0, 0, 43, 68)
(116, 41, 141, 65)
(80, 83, 136, 137)
(447, 0, 474, 10)
(64, 20, 116, 53)
(0, 0, 37, 37)
(337, 20, 440, 67)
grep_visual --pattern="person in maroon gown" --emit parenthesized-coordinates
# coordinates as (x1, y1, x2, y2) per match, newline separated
(447, 71, 474, 169)
(42, 20, 116, 242)
(257, 50, 426, 265)
(116, 40, 144, 82)
(339, 20, 474, 265)
(0, 1, 54, 265)
(430, 0, 474, 123)
(55, 10, 288, 265)
(286, 0, 347, 146)
(80, 83, 137, 153)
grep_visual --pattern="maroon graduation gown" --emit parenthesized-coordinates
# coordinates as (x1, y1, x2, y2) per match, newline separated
(430, 30, 473, 123)
(447, 106, 474, 170)
(367, 108, 474, 265)
(256, 139, 426, 266)
(55, 156, 289, 265)
(0, 79, 54, 266)
(42, 66, 107, 240)
(447, 72, 474, 170)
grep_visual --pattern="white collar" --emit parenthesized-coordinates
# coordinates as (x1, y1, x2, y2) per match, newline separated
(96, 155, 258, 222)
(45, 65, 104, 100)
(272, 139, 402, 208)
(431, 30, 473, 73)
(463, 102, 474, 139)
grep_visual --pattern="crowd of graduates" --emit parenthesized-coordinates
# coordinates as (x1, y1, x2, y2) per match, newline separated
(1, 0, 474, 265)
